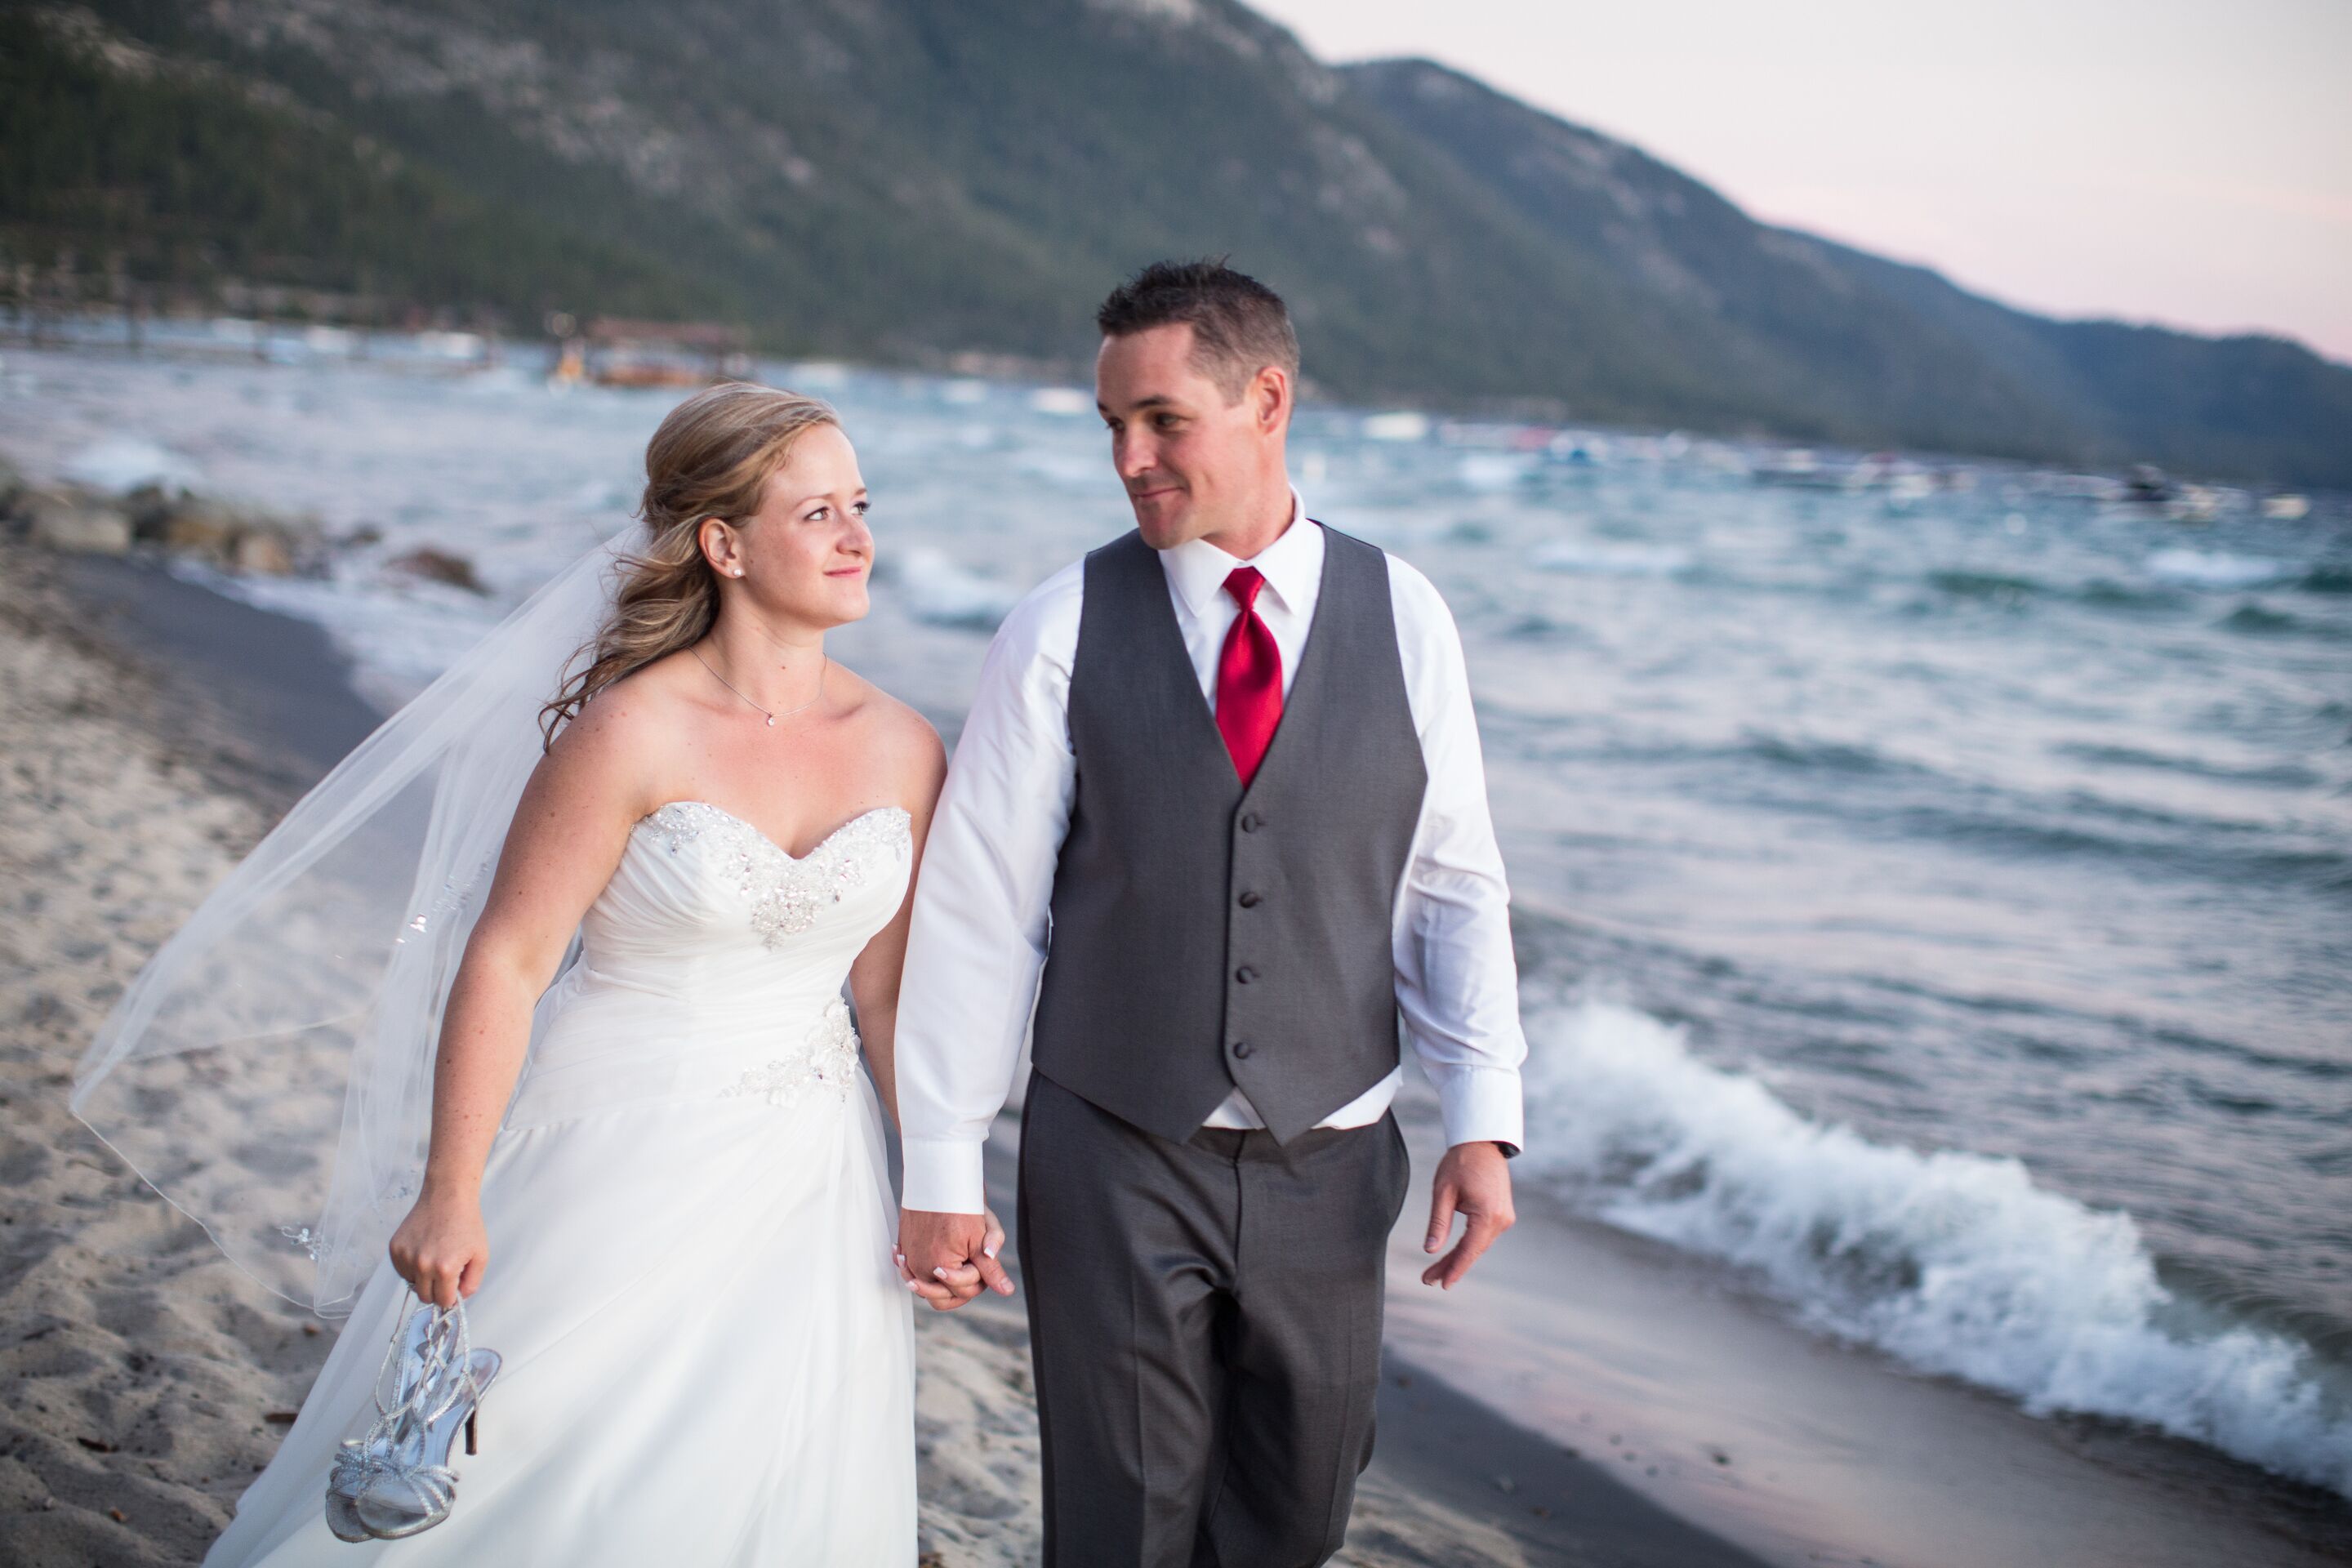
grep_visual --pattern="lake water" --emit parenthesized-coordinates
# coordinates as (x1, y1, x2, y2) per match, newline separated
(7, 339, 2350, 1499)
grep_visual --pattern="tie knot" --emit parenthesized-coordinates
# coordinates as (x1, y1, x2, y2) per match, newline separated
(1223, 565, 1266, 612)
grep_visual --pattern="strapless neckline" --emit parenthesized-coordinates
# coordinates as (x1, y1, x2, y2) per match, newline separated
(634, 800, 909, 863)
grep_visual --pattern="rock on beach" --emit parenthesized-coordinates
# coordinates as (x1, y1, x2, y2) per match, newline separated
(0, 460, 320, 576)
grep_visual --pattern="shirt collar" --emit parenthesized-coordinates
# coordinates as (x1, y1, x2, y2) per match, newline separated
(1160, 486, 1321, 621)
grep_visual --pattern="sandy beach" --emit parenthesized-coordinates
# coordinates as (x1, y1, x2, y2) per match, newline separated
(0, 544, 1772, 1565)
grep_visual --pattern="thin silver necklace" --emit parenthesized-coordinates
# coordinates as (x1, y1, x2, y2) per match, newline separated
(692, 646, 826, 728)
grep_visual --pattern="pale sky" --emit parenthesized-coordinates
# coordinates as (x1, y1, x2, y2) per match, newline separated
(1253, 0, 2352, 363)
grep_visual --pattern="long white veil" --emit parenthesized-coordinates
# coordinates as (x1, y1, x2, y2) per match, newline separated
(71, 524, 644, 1316)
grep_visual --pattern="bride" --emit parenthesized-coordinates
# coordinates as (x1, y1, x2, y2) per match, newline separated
(74, 382, 1005, 1561)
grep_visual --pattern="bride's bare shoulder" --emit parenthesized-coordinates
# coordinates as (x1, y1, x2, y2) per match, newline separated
(828, 664, 947, 784)
(541, 655, 703, 786)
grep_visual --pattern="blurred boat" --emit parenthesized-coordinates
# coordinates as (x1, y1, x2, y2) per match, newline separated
(592, 359, 710, 389)
(2025, 471, 2123, 503)
(549, 318, 751, 389)
(2166, 484, 2225, 523)
(1752, 448, 1852, 488)
(2124, 464, 2177, 504)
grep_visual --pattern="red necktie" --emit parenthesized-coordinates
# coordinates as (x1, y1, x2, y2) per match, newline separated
(1215, 566, 1283, 786)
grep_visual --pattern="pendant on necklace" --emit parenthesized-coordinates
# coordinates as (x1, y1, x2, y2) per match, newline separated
(765, 715, 775, 728)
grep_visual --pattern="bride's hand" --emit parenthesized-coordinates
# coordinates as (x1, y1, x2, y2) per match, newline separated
(893, 1206, 1014, 1307)
(978, 1206, 1010, 1294)
(386, 1187, 490, 1309)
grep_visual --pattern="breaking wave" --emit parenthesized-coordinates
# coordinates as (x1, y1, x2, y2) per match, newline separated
(1520, 996, 2352, 1497)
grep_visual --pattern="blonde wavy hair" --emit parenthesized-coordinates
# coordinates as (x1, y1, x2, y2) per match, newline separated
(540, 381, 840, 747)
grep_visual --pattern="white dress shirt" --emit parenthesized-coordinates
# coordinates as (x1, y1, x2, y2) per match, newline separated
(894, 489, 1527, 1214)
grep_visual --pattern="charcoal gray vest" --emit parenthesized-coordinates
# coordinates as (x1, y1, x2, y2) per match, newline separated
(1029, 523, 1429, 1144)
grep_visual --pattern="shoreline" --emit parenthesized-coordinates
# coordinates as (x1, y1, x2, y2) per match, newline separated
(0, 551, 1771, 1564)
(54, 554, 386, 801)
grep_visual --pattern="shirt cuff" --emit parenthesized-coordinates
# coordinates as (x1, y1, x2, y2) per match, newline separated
(898, 1136, 989, 1214)
(1430, 1065, 1525, 1157)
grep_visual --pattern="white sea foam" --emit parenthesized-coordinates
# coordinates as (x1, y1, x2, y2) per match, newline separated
(1027, 386, 1092, 417)
(2145, 548, 2291, 589)
(1520, 996, 2352, 1497)
(888, 546, 1020, 630)
(1361, 411, 1430, 443)
(64, 435, 203, 494)
(1457, 452, 1533, 492)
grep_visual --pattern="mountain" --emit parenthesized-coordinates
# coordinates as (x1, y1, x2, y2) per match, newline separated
(7, 0, 2347, 487)
(1343, 58, 2352, 488)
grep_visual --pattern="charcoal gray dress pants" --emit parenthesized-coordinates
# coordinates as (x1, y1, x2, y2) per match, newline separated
(1016, 1068, 1413, 1567)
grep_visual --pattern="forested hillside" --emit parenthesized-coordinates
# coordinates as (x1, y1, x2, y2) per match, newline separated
(0, 8, 715, 324)
(6, 0, 2345, 485)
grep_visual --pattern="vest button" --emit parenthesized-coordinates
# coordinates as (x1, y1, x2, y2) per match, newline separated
(1230, 1040, 1254, 1059)
(1239, 813, 1262, 833)
(1236, 889, 1262, 908)
(1235, 965, 1258, 984)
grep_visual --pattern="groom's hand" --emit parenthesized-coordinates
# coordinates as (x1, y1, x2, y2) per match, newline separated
(1420, 1140, 1516, 1290)
(898, 1208, 1013, 1311)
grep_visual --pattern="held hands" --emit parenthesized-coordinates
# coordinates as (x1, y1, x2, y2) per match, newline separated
(895, 1206, 1014, 1311)
(1422, 1140, 1515, 1290)
(386, 1184, 491, 1309)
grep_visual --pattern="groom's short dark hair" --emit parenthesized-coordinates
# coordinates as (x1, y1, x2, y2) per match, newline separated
(1096, 258, 1300, 401)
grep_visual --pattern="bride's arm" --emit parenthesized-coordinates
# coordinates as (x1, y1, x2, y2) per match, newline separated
(845, 704, 949, 1134)
(848, 700, 1014, 1299)
(389, 692, 659, 1308)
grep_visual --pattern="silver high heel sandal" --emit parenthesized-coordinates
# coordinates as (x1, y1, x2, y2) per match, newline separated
(324, 1290, 500, 1542)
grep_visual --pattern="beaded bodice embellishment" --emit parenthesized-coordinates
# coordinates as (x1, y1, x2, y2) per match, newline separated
(717, 997, 862, 1109)
(640, 802, 911, 949)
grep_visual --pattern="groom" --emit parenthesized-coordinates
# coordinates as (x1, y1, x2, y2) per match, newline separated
(895, 259, 1526, 1566)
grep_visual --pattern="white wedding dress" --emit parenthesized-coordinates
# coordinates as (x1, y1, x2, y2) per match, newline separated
(203, 800, 919, 1565)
